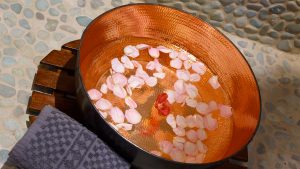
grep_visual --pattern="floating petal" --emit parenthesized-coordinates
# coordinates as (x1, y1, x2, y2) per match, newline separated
(184, 141, 198, 156)
(146, 61, 156, 70)
(190, 73, 200, 82)
(186, 129, 198, 142)
(100, 84, 108, 94)
(185, 115, 197, 128)
(166, 114, 176, 128)
(219, 104, 233, 118)
(173, 140, 184, 151)
(153, 72, 165, 79)
(197, 128, 207, 141)
(113, 85, 127, 98)
(110, 107, 125, 123)
(178, 51, 188, 61)
(174, 136, 186, 143)
(150, 150, 162, 156)
(157, 45, 171, 53)
(203, 114, 218, 131)
(208, 76, 220, 89)
(186, 98, 197, 108)
(185, 83, 198, 99)
(159, 140, 173, 154)
(87, 89, 102, 100)
(154, 59, 163, 72)
(170, 58, 182, 69)
(183, 60, 192, 70)
(95, 98, 112, 111)
(176, 69, 190, 81)
(174, 92, 188, 104)
(176, 115, 187, 128)
(111, 58, 125, 73)
(124, 45, 139, 58)
(126, 85, 132, 96)
(145, 77, 157, 87)
(166, 90, 175, 104)
(196, 154, 205, 163)
(125, 96, 137, 109)
(196, 102, 209, 115)
(148, 47, 160, 58)
(112, 73, 127, 87)
(194, 114, 204, 128)
(136, 67, 149, 80)
(185, 156, 197, 163)
(136, 43, 149, 50)
(173, 127, 186, 136)
(192, 61, 205, 75)
(174, 79, 185, 94)
(169, 51, 179, 59)
(121, 55, 134, 69)
(98, 110, 108, 119)
(128, 75, 144, 88)
(196, 140, 208, 153)
(116, 123, 133, 131)
(125, 108, 142, 124)
(106, 76, 114, 91)
(170, 148, 186, 162)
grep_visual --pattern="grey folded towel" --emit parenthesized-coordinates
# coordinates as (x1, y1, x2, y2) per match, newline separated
(7, 105, 130, 169)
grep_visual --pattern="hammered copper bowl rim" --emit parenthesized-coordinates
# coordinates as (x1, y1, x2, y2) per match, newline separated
(78, 3, 262, 166)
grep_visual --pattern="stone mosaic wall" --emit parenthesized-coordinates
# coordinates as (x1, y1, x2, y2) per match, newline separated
(143, 0, 300, 53)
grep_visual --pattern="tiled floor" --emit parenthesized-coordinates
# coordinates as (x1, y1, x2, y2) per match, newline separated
(0, 0, 299, 169)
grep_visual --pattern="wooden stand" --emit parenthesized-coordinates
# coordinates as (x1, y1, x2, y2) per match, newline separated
(26, 40, 248, 169)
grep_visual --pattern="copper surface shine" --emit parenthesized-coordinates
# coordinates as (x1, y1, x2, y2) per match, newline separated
(79, 4, 261, 163)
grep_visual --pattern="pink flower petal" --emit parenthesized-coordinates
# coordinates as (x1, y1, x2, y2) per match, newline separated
(194, 114, 204, 128)
(153, 72, 165, 79)
(111, 58, 125, 73)
(125, 96, 137, 109)
(159, 140, 173, 154)
(173, 139, 184, 150)
(208, 76, 220, 89)
(183, 60, 192, 70)
(186, 115, 197, 128)
(219, 104, 233, 118)
(136, 67, 149, 80)
(124, 45, 139, 58)
(185, 83, 198, 99)
(116, 123, 133, 131)
(169, 51, 178, 59)
(87, 89, 102, 100)
(190, 73, 201, 82)
(166, 114, 176, 128)
(148, 47, 160, 58)
(145, 77, 157, 87)
(196, 102, 209, 115)
(174, 136, 186, 143)
(174, 92, 188, 104)
(174, 79, 185, 94)
(170, 58, 182, 69)
(125, 108, 142, 124)
(150, 150, 162, 156)
(184, 141, 198, 156)
(208, 101, 218, 112)
(176, 115, 187, 128)
(113, 85, 127, 98)
(121, 55, 134, 69)
(157, 45, 171, 53)
(112, 73, 127, 87)
(166, 90, 175, 104)
(178, 51, 188, 61)
(128, 75, 144, 89)
(100, 84, 108, 94)
(98, 110, 108, 119)
(131, 60, 142, 68)
(136, 43, 149, 50)
(106, 76, 114, 91)
(110, 106, 125, 123)
(173, 127, 186, 136)
(154, 59, 163, 72)
(186, 98, 197, 108)
(170, 148, 186, 162)
(192, 61, 206, 75)
(203, 114, 218, 131)
(186, 129, 198, 142)
(196, 153, 205, 163)
(146, 61, 156, 70)
(196, 140, 208, 153)
(176, 69, 190, 81)
(197, 128, 207, 141)
(95, 98, 112, 111)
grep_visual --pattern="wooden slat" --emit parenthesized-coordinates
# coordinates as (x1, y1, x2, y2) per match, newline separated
(62, 40, 80, 52)
(215, 162, 247, 169)
(40, 50, 76, 71)
(33, 68, 75, 94)
(232, 148, 248, 162)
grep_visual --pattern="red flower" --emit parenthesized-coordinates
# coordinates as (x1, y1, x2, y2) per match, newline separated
(155, 93, 171, 116)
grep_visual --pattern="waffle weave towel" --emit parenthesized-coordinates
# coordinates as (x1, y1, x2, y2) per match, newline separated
(7, 105, 130, 169)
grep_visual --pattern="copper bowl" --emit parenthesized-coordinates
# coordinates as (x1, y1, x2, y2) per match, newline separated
(76, 4, 261, 169)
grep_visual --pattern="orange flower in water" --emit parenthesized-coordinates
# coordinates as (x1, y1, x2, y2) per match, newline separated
(155, 93, 171, 116)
